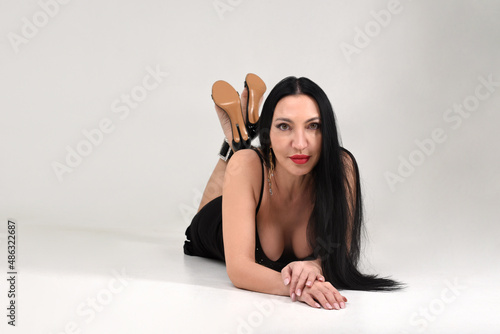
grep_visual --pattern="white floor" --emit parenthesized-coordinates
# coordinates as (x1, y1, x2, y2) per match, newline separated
(1, 222, 499, 334)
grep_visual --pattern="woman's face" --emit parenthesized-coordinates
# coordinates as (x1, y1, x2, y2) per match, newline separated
(269, 94, 322, 176)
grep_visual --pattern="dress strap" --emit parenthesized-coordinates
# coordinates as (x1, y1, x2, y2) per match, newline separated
(252, 148, 265, 214)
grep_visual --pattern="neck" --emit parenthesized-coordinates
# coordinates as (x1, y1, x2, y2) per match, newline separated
(271, 164, 314, 202)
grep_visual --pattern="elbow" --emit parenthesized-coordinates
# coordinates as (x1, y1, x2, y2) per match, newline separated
(229, 278, 245, 290)
(226, 263, 248, 289)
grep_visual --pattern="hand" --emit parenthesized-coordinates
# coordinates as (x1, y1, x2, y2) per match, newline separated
(281, 260, 325, 301)
(297, 280, 348, 310)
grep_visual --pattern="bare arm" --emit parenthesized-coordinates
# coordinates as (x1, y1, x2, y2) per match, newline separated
(222, 149, 348, 309)
(222, 150, 289, 296)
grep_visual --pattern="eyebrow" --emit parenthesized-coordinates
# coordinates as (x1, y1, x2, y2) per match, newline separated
(274, 117, 320, 123)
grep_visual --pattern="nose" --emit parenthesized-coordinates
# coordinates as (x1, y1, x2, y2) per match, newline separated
(291, 128, 307, 151)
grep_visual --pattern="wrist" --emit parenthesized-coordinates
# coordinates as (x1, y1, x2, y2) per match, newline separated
(308, 258, 323, 272)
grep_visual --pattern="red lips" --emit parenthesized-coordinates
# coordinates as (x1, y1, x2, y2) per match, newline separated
(290, 154, 310, 164)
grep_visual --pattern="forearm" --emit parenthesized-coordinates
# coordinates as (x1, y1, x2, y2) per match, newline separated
(226, 261, 289, 296)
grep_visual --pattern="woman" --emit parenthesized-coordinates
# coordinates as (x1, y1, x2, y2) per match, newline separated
(184, 74, 403, 310)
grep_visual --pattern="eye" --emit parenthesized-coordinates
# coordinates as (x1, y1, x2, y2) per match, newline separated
(277, 123, 290, 131)
(308, 122, 321, 130)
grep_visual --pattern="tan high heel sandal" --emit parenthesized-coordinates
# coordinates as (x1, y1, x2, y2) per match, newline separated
(244, 73, 266, 140)
(212, 80, 251, 151)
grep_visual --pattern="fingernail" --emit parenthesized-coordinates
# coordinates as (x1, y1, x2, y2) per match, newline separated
(333, 303, 340, 310)
(291, 293, 296, 301)
(326, 303, 333, 310)
(284, 278, 290, 285)
(296, 289, 301, 296)
(315, 303, 321, 308)
(340, 302, 345, 309)
(306, 281, 312, 287)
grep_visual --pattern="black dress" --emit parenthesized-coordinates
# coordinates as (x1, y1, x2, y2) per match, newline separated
(183, 149, 314, 272)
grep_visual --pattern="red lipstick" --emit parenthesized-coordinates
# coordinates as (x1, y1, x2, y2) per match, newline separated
(290, 154, 310, 164)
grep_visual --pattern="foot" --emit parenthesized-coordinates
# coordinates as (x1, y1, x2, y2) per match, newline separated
(241, 85, 264, 138)
(240, 86, 249, 124)
(240, 85, 265, 124)
(212, 80, 252, 152)
(214, 84, 254, 151)
(243, 74, 266, 140)
(214, 104, 235, 150)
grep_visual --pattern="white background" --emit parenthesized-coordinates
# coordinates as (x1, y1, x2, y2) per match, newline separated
(1, 0, 499, 333)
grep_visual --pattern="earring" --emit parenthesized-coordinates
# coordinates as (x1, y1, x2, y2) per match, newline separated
(268, 149, 274, 196)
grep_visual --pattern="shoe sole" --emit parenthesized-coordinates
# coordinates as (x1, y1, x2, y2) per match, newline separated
(245, 73, 266, 125)
(212, 80, 249, 145)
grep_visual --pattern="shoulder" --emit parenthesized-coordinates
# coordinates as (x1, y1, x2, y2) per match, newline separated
(226, 148, 263, 176)
(224, 148, 264, 198)
(232, 147, 262, 161)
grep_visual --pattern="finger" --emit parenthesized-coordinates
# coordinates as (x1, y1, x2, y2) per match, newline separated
(324, 282, 341, 299)
(310, 288, 335, 310)
(289, 267, 303, 297)
(329, 289, 347, 309)
(295, 271, 310, 297)
(319, 283, 345, 310)
(332, 290, 345, 304)
(304, 272, 317, 288)
(281, 265, 292, 286)
(299, 293, 321, 309)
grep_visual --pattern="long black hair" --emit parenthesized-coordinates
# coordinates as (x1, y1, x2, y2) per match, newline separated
(258, 76, 403, 291)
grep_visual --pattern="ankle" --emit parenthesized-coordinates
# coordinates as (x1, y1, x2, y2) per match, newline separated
(218, 138, 233, 162)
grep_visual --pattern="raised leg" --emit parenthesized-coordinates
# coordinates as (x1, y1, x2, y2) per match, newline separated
(197, 88, 251, 212)
(197, 159, 227, 212)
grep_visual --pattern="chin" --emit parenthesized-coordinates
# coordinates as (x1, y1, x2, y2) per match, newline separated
(288, 163, 315, 176)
